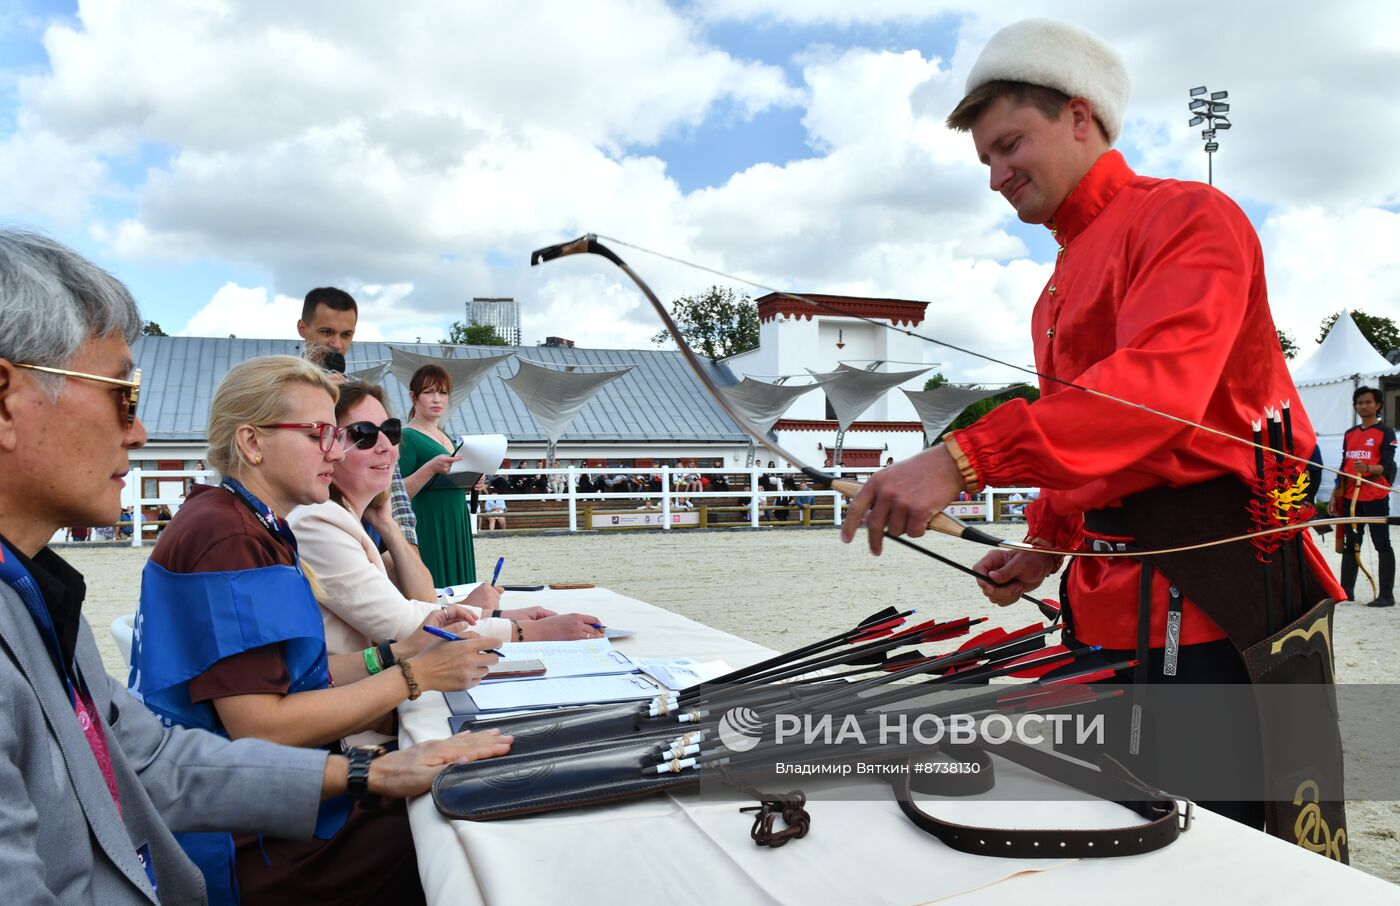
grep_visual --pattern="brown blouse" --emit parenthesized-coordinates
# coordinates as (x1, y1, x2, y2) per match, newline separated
(150, 483, 423, 905)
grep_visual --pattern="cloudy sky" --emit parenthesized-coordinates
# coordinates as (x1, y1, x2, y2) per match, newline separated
(1, 0, 1397, 381)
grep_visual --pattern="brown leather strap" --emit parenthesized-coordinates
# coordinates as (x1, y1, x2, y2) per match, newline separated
(891, 741, 1190, 859)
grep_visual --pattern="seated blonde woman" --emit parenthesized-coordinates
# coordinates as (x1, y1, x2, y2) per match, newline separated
(132, 356, 508, 904)
(290, 381, 603, 652)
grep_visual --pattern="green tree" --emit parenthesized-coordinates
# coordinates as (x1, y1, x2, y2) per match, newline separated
(1317, 310, 1400, 356)
(441, 320, 509, 346)
(141, 320, 168, 336)
(924, 372, 949, 390)
(650, 286, 759, 360)
(1277, 328, 1298, 360)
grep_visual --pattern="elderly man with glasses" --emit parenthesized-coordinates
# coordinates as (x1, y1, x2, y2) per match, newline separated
(0, 229, 508, 904)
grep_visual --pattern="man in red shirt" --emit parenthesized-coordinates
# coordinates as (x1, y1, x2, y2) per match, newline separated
(1329, 386, 1396, 605)
(841, 18, 1346, 852)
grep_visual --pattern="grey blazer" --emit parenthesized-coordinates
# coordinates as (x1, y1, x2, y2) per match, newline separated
(0, 582, 332, 904)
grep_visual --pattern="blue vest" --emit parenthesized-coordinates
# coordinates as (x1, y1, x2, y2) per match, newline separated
(131, 562, 353, 905)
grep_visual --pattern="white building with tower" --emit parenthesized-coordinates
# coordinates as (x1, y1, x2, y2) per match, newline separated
(468, 296, 521, 345)
(722, 293, 940, 468)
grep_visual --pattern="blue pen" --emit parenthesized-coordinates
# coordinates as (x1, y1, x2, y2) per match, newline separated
(491, 556, 505, 586)
(423, 624, 503, 657)
(589, 623, 606, 631)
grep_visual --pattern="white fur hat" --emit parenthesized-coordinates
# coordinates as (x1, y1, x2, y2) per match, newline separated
(963, 18, 1130, 144)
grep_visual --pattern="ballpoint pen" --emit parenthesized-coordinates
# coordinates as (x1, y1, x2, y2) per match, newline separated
(424, 624, 503, 656)
(491, 556, 505, 586)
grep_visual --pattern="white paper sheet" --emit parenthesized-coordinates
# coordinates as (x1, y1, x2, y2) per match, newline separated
(449, 433, 507, 474)
(468, 673, 666, 711)
(634, 658, 731, 691)
(484, 638, 637, 681)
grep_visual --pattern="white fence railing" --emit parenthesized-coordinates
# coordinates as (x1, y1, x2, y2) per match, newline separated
(104, 467, 1040, 546)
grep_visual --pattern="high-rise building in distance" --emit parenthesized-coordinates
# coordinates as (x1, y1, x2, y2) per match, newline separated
(467, 296, 520, 345)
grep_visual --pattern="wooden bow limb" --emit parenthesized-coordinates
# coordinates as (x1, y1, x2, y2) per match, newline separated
(1349, 481, 1378, 600)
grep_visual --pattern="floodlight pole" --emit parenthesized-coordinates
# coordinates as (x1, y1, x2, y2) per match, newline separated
(1187, 86, 1230, 186)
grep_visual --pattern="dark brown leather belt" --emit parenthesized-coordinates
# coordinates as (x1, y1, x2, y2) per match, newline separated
(892, 740, 1191, 858)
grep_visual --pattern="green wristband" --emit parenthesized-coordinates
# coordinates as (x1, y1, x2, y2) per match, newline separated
(363, 646, 383, 675)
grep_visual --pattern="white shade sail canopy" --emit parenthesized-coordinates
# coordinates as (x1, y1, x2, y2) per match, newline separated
(388, 346, 514, 413)
(718, 377, 833, 438)
(347, 361, 390, 385)
(503, 359, 634, 445)
(807, 364, 932, 431)
(902, 385, 1022, 443)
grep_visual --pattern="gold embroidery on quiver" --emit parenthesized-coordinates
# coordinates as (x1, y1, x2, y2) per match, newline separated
(1292, 780, 1347, 861)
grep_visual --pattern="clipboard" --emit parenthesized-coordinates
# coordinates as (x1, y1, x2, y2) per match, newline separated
(426, 433, 506, 491)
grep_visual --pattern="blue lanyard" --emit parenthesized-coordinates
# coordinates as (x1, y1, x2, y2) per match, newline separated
(220, 477, 301, 566)
(0, 541, 81, 707)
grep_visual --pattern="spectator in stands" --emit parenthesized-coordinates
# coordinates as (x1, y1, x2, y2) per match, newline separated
(547, 460, 569, 497)
(794, 480, 817, 510)
(709, 458, 732, 492)
(400, 364, 478, 586)
(673, 460, 700, 510)
(133, 355, 511, 901)
(760, 461, 790, 521)
(295, 287, 421, 550)
(529, 459, 549, 493)
(481, 480, 508, 530)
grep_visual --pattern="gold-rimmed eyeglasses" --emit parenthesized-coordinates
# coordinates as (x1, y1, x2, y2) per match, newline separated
(15, 363, 142, 425)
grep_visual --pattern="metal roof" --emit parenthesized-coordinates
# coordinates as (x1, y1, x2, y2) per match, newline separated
(131, 336, 747, 444)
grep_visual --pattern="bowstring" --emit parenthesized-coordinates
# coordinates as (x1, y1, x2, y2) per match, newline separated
(593, 232, 1396, 499)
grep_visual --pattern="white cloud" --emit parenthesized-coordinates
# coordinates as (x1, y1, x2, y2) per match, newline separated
(2, 0, 1396, 384)
(0, 126, 110, 222)
(179, 282, 307, 339)
(1261, 206, 1400, 359)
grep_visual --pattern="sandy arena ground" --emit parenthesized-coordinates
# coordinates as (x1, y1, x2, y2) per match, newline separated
(67, 524, 1397, 884)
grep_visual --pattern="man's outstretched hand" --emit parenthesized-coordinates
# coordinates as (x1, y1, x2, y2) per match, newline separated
(971, 549, 1059, 606)
(839, 445, 965, 555)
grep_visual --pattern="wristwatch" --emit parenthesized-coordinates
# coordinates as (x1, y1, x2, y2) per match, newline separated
(346, 744, 386, 801)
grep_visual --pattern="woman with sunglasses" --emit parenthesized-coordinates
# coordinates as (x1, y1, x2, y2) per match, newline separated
(292, 382, 604, 649)
(132, 357, 509, 904)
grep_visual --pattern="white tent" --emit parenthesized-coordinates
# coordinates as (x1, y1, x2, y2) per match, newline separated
(1291, 310, 1400, 493)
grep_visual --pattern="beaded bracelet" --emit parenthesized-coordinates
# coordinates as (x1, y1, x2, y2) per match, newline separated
(512, 620, 524, 642)
(399, 659, 421, 700)
(363, 646, 382, 676)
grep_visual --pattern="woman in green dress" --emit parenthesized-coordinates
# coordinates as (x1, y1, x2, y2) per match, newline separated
(400, 364, 476, 586)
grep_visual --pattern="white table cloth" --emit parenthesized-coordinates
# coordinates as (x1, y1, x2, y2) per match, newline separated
(401, 587, 1399, 906)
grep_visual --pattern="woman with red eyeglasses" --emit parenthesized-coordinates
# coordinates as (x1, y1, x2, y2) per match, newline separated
(133, 357, 510, 904)
(290, 381, 603, 654)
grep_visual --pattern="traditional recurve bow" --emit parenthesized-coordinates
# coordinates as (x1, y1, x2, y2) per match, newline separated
(530, 234, 1400, 563)
(1348, 471, 1378, 600)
